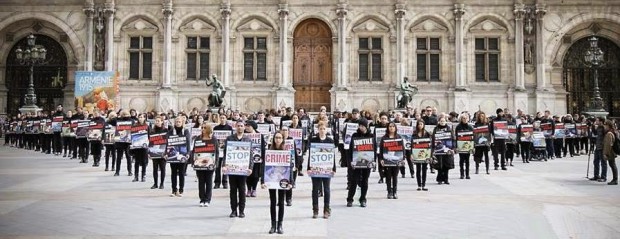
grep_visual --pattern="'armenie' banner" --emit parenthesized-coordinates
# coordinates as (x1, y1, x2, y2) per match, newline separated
(74, 71, 119, 113)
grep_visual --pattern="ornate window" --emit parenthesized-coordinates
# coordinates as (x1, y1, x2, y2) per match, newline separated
(416, 37, 441, 82)
(186, 36, 210, 81)
(358, 37, 382, 81)
(128, 36, 152, 80)
(243, 37, 267, 81)
(475, 37, 500, 82)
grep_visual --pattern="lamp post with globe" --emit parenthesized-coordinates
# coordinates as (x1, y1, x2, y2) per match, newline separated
(582, 36, 608, 118)
(15, 33, 47, 114)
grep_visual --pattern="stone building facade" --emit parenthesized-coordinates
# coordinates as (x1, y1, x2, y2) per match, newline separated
(1, 0, 619, 116)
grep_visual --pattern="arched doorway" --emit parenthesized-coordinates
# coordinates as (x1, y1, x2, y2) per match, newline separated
(563, 36, 620, 117)
(293, 19, 332, 112)
(5, 34, 67, 115)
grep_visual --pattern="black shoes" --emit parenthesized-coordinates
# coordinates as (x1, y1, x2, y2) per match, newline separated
(159, 184, 164, 189)
(608, 180, 618, 185)
(229, 211, 237, 218)
(392, 193, 398, 199)
(214, 184, 220, 189)
(286, 199, 292, 206)
(378, 178, 384, 184)
(128, 172, 133, 176)
(589, 177, 600, 181)
(141, 177, 146, 182)
(276, 221, 283, 234)
(238, 212, 245, 218)
(346, 202, 352, 207)
(151, 184, 158, 189)
(132, 177, 138, 182)
(269, 221, 277, 234)
(360, 201, 367, 207)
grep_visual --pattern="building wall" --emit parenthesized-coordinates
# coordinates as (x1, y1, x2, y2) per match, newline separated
(1, 0, 619, 115)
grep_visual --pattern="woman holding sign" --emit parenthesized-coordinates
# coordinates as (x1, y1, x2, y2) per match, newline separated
(131, 113, 149, 182)
(455, 113, 473, 179)
(432, 117, 455, 185)
(412, 120, 431, 191)
(167, 116, 190, 197)
(261, 132, 294, 234)
(192, 123, 218, 206)
(308, 122, 335, 219)
(379, 122, 404, 199)
(474, 112, 491, 175)
(149, 116, 169, 189)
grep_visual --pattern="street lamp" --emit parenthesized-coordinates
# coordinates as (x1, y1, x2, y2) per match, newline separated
(583, 36, 608, 117)
(15, 33, 47, 114)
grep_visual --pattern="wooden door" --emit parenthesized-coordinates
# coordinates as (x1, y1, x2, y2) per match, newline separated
(293, 19, 332, 112)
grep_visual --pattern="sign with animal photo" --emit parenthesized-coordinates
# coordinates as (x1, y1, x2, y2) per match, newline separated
(493, 121, 509, 139)
(473, 126, 491, 147)
(308, 143, 336, 178)
(520, 125, 533, 142)
(456, 131, 474, 153)
(381, 139, 404, 167)
(507, 125, 518, 144)
(541, 123, 553, 138)
(43, 120, 53, 134)
(532, 131, 546, 148)
(397, 125, 414, 150)
(130, 124, 149, 149)
(103, 125, 115, 144)
(412, 138, 432, 163)
(343, 123, 358, 150)
(114, 120, 132, 143)
(246, 133, 263, 163)
(193, 139, 217, 170)
(263, 150, 292, 190)
(165, 135, 188, 163)
(61, 120, 72, 137)
(351, 137, 375, 169)
(148, 132, 168, 158)
(289, 128, 304, 157)
(374, 127, 386, 154)
(433, 131, 453, 155)
(190, 127, 202, 151)
(565, 123, 577, 138)
(52, 116, 63, 132)
(223, 140, 252, 176)
(87, 120, 104, 141)
(213, 130, 232, 158)
(75, 120, 90, 139)
(554, 123, 566, 138)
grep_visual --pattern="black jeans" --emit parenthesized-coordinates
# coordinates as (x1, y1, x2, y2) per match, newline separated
(436, 168, 449, 183)
(520, 142, 531, 162)
(62, 137, 71, 155)
(246, 163, 262, 191)
(554, 139, 564, 158)
(415, 163, 428, 187)
(311, 177, 331, 209)
(506, 143, 515, 163)
(170, 163, 186, 193)
(104, 144, 116, 169)
(115, 143, 131, 174)
(474, 146, 490, 171)
(459, 153, 470, 177)
(608, 157, 618, 182)
(228, 175, 247, 212)
(90, 141, 102, 163)
(132, 148, 148, 178)
(269, 189, 286, 222)
(152, 158, 166, 185)
(492, 140, 506, 168)
(197, 170, 214, 203)
(285, 171, 297, 201)
(346, 168, 370, 203)
(384, 166, 399, 193)
(214, 157, 228, 186)
(52, 133, 62, 154)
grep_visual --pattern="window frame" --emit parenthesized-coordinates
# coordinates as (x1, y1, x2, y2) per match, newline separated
(415, 37, 442, 82)
(357, 36, 384, 82)
(474, 37, 501, 82)
(185, 36, 211, 81)
(242, 36, 268, 82)
(127, 35, 153, 81)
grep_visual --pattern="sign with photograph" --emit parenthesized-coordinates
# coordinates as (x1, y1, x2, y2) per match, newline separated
(246, 133, 263, 163)
(193, 139, 217, 170)
(351, 137, 375, 168)
(412, 138, 432, 163)
(263, 150, 292, 190)
(433, 130, 453, 155)
(74, 71, 119, 114)
(397, 125, 414, 150)
(493, 121, 509, 139)
(165, 135, 188, 163)
(456, 131, 474, 153)
(343, 123, 358, 150)
(520, 125, 533, 142)
(130, 124, 149, 149)
(308, 143, 336, 178)
(381, 139, 404, 167)
(213, 130, 232, 158)
(223, 141, 252, 176)
(473, 126, 491, 147)
(148, 132, 168, 158)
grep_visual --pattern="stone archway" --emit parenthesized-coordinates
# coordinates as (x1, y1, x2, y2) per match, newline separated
(293, 18, 332, 112)
(563, 36, 620, 117)
(5, 34, 68, 115)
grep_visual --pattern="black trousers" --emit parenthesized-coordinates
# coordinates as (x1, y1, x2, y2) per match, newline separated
(53, 132, 62, 154)
(492, 140, 506, 168)
(62, 136, 71, 155)
(474, 146, 490, 171)
(214, 157, 228, 186)
(77, 138, 89, 161)
(580, 137, 589, 153)
(246, 163, 262, 191)
(520, 142, 532, 162)
(563, 138, 576, 156)
(197, 170, 214, 203)
(506, 143, 515, 163)
(436, 168, 449, 183)
(269, 189, 286, 222)
(403, 150, 414, 177)
(104, 144, 116, 169)
(346, 168, 370, 203)
(152, 158, 166, 186)
(132, 148, 148, 178)
(554, 139, 564, 158)
(170, 163, 186, 193)
(459, 153, 470, 176)
(228, 175, 247, 212)
(71, 137, 78, 158)
(384, 166, 399, 193)
(115, 143, 131, 174)
(608, 158, 618, 182)
(311, 177, 331, 208)
(90, 141, 102, 163)
(415, 163, 428, 187)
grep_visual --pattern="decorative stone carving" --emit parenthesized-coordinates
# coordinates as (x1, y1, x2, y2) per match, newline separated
(179, 18, 216, 33)
(129, 97, 148, 112)
(121, 18, 158, 33)
(352, 19, 389, 33)
(237, 19, 274, 32)
(245, 97, 264, 112)
(411, 19, 449, 32)
(469, 19, 507, 33)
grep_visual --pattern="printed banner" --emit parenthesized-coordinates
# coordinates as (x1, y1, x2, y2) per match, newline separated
(456, 131, 474, 153)
(520, 125, 533, 142)
(190, 128, 202, 151)
(433, 131, 453, 155)
(308, 143, 336, 178)
(114, 120, 132, 143)
(74, 71, 119, 114)
(374, 127, 386, 153)
(223, 141, 252, 176)
(52, 116, 63, 132)
(289, 128, 303, 157)
(532, 131, 546, 148)
(507, 125, 518, 144)
(541, 123, 553, 138)
(193, 139, 217, 170)
(213, 130, 231, 158)
(343, 123, 358, 150)
(130, 124, 149, 149)
(577, 123, 589, 137)
(397, 126, 414, 150)
(474, 126, 491, 147)
(87, 120, 104, 141)
(382, 139, 404, 167)
(554, 123, 566, 138)
(263, 150, 292, 189)
(412, 138, 432, 163)
(103, 125, 115, 144)
(351, 137, 375, 168)
(246, 133, 263, 163)
(148, 132, 168, 158)
(565, 123, 577, 138)
(43, 119, 53, 134)
(75, 120, 90, 138)
(493, 121, 509, 139)
(165, 135, 188, 163)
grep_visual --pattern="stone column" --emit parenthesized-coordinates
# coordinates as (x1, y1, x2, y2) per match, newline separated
(395, 5, 406, 86)
(514, 4, 526, 91)
(103, 2, 115, 71)
(220, 3, 231, 88)
(83, 4, 95, 71)
(162, 1, 173, 88)
(336, 4, 348, 89)
(535, 4, 547, 91)
(278, 4, 290, 88)
(454, 3, 466, 90)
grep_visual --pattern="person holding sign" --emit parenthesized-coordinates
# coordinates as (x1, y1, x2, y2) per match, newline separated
(308, 122, 335, 219)
(474, 112, 491, 175)
(166, 116, 191, 197)
(88, 111, 105, 167)
(455, 113, 474, 179)
(149, 116, 170, 189)
(192, 123, 218, 207)
(114, 110, 134, 176)
(131, 114, 150, 182)
(346, 118, 373, 208)
(490, 108, 508, 171)
(518, 120, 534, 163)
(223, 120, 252, 218)
(261, 132, 294, 234)
(432, 117, 455, 185)
(379, 122, 404, 199)
(412, 120, 431, 191)
(103, 111, 117, 172)
(213, 114, 232, 189)
(244, 120, 265, 198)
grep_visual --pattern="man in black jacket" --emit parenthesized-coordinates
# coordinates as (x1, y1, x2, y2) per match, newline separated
(52, 105, 65, 156)
(490, 108, 507, 170)
(214, 114, 233, 189)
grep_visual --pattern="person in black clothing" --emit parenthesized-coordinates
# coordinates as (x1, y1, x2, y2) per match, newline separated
(455, 113, 473, 179)
(89, 111, 105, 167)
(542, 110, 556, 159)
(553, 115, 564, 158)
(344, 108, 363, 191)
(517, 119, 533, 163)
(244, 120, 265, 198)
(346, 118, 373, 208)
(379, 122, 403, 199)
(213, 114, 232, 189)
(562, 114, 577, 157)
(224, 120, 252, 218)
(52, 105, 65, 156)
(104, 111, 117, 172)
(62, 110, 73, 158)
(262, 131, 293, 234)
(308, 122, 335, 219)
(590, 117, 607, 182)
(413, 120, 430, 191)
(131, 113, 149, 182)
(432, 117, 455, 184)
(490, 108, 507, 170)
(113, 110, 133, 176)
(193, 123, 218, 206)
(374, 112, 389, 184)
(505, 115, 517, 166)
(167, 116, 190, 196)
(150, 116, 169, 189)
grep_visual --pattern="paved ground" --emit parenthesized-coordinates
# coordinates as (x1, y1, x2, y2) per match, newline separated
(0, 145, 619, 239)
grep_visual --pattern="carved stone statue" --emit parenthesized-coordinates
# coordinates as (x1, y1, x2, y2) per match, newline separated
(205, 74, 225, 107)
(397, 77, 418, 109)
(524, 38, 533, 64)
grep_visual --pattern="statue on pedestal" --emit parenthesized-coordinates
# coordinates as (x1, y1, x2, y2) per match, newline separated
(205, 74, 225, 107)
(397, 77, 418, 109)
